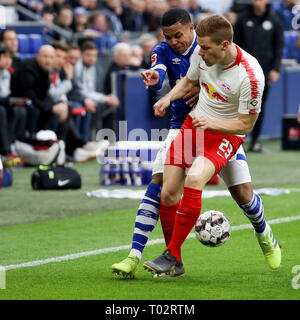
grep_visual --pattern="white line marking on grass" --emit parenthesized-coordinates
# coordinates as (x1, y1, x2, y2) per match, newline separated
(4, 215, 300, 271)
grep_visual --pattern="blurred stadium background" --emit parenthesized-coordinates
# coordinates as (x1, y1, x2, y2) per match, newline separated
(0, 0, 300, 301)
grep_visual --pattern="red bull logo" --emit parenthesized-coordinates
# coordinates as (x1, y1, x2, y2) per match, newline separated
(201, 82, 228, 103)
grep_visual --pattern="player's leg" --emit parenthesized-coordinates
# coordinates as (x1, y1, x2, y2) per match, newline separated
(112, 130, 179, 278)
(219, 146, 281, 269)
(150, 164, 186, 278)
(143, 125, 245, 276)
(165, 156, 215, 258)
(111, 173, 162, 278)
(144, 156, 215, 275)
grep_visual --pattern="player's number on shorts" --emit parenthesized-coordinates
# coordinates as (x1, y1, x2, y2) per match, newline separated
(217, 139, 233, 159)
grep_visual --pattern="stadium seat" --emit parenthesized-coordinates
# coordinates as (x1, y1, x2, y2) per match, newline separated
(284, 31, 299, 48)
(284, 31, 300, 60)
(282, 47, 289, 59)
(29, 34, 43, 54)
(19, 53, 35, 59)
(17, 34, 30, 54)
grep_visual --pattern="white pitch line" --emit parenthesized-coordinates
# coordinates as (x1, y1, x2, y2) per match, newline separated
(4, 215, 300, 271)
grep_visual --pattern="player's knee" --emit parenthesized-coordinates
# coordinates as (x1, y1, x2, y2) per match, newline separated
(151, 173, 163, 187)
(161, 187, 179, 205)
(229, 182, 253, 205)
(185, 173, 204, 189)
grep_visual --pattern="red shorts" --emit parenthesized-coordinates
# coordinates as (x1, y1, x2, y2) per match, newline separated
(165, 115, 244, 173)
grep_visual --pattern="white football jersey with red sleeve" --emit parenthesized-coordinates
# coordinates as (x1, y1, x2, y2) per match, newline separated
(187, 44, 265, 121)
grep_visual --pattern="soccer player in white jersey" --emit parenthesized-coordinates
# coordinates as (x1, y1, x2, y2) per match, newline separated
(143, 14, 281, 276)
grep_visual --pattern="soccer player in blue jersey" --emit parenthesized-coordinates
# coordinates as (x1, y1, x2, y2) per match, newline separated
(112, 8, 197, 278)
(112, 9, 280, 279)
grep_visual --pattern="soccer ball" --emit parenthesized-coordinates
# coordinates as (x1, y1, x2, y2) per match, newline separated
(195, 210, 231, 247)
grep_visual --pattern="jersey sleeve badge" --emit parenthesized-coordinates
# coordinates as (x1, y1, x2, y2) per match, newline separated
(151, 53, 157, 67)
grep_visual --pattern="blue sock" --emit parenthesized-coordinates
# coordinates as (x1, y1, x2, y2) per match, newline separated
(130, 182, 161, 260)
(239, 193, 267, 235)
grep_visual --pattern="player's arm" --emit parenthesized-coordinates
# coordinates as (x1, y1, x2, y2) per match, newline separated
(141, 48, 168, 90)
(192, 113, 259, 135)
(141, 69, 160, 89)
(153, 76, 198, 117)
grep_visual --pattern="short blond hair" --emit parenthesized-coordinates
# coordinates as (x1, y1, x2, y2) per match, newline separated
(196, 14, 233, 44)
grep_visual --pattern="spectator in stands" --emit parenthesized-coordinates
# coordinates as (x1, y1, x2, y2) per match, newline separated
(75, 0, 98, 11)
(18, 0, 43, 15)
(47, 42, 89, 142)
(72, 6, 89, 33)
(234, 0, 284, 152)
(68, 44, 81, 67)
(188, 0, 204, 23)
(11, 45, 67, 134)
(99, 0, 124, 38)
(131, 44, 144, 68)
(53, 0, 68, 14)
(148, 0, 169, 32)
(225, 10, 238, 26)
(89, 0, 98, 10)
(274, 0, 298, 30)
(168, 0, 189, 9)
(53, 5, 74, 42)
(68, 41, 119, 138)
(230, 0, 252, 13)
(42, 9, 56, 38)
(82, 11, 118, 52)
(0, 46, 29, 165)
(0, 29, 21, 71)
(45, 42, 90, 151)
(46, 42, 72, 123)
(139, 33, 158, 68)
(121, 0, 151, 32)
(75, 0, 91, 10)
(102, 42, 142, 135)
(103, 42, 135, 94)
(43, 0, 55, 12)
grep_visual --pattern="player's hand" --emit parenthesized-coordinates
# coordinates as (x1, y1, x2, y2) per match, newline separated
(192, 114, 208, 130)
(52, 102, 68, 123)
(141, 69, 159, 89)
(63, 62, 74, 80)
(153, 96, 171, 117)
(84, 98, 97, 112)
(105, 94, 119, 108)
(268, 70, 280, 84)
(183, 86, 200, 107)
(10, 97, 32, 107)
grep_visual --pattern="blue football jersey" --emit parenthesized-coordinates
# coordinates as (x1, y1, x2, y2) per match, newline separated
(150, 33, 198, 129)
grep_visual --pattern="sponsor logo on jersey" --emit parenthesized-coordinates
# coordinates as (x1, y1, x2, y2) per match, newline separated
(247, 98, 259, 114)
(201, 82, 228, 102)
(151, 53, 157, 66)
(172, 58, 181, 64)
(221, 82, 231, 93)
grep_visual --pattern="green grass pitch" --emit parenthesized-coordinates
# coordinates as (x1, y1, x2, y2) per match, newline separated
(0, 140, 300, 300)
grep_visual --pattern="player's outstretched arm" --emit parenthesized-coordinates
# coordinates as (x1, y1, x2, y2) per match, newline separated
(164, 76, 198, 104)
(141, 69, 160, 89)
(192, 113, 259, 135)
(183, 85, 200, 107)
(153, 76, 198, 117)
